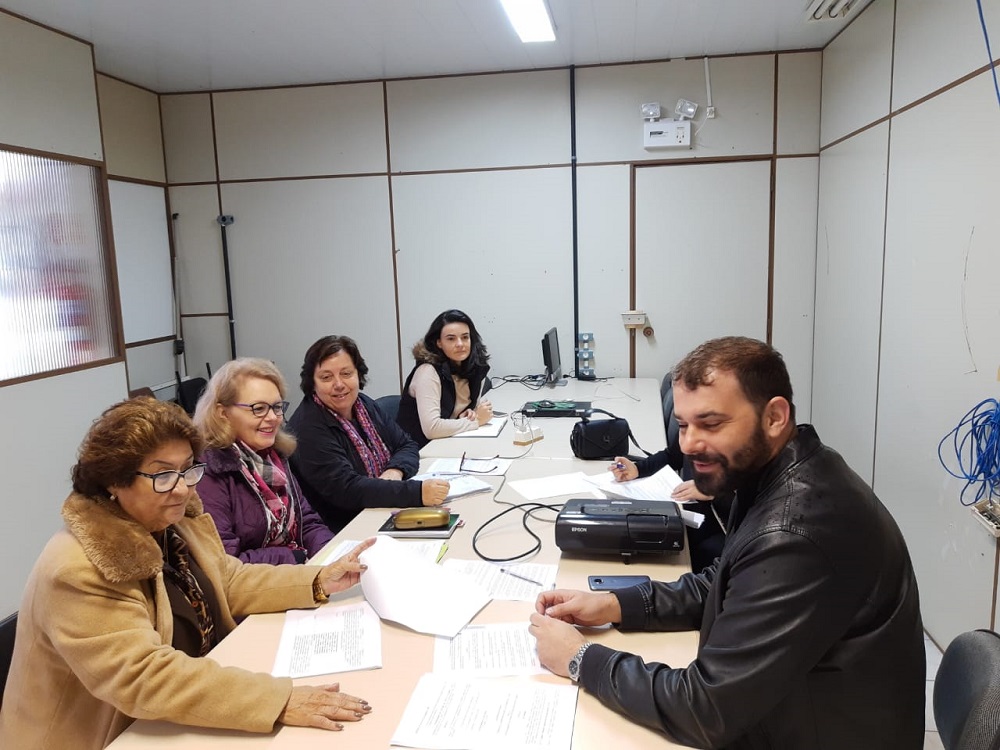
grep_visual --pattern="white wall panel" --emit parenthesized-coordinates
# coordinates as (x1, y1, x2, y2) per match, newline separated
(220, 177, 396, 404)
(126, 340, 176, 392)
(214, 83, 386, 180)
(776, 52, 821, 155)
(820, 0, 894, 147)
(161, 93, 216, 184)
(109, 181, 173, 344)
(878, 71, 1000, 645)
(0, 12, 102, 159)
(169, 185, 227, 315)
(97, 75, 164, 182)
(392, 168, 573, 381)
(633, 161, 771, 380)
(0, 363, 127, 616)
(387, 70, 570, 172)
(893, 0, 1000, 110)
(812, 123, 888, 482)
(575, 56, 774, 164)
(772, 157, 818, 423)
(577, 165, 631, 379)
(180, 315, 231, 382)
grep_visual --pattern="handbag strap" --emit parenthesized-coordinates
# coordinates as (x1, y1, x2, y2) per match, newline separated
(582, 409, 652, 457)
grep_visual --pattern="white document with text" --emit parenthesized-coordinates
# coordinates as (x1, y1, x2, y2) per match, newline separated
(433, 623, 545, 676)
(391, 673, 578, 750)
(271, 601, 382, 678)
(442, 559, 556, 601)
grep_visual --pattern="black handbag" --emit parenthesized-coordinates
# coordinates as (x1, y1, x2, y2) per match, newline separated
(569, 409, 650, 460)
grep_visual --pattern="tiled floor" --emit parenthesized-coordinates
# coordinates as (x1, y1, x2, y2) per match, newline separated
(924, 632, 944, 750)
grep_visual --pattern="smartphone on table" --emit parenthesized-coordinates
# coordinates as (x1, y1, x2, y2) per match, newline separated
(588, 575, 651, 591)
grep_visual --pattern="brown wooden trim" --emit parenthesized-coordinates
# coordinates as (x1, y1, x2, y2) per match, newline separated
(165, 180, 220, 187)
(0, 356, 124, 390)
(775, 152, 820, 160)
(181, 312, 230, 318)
(0, 141, 103, 168)
(107, 174, 167, 188)
(92, 45, 108, 167)
(99, 162, 128, 362)
(628, 164, 637, 379)
(991, 541, 999, 630)
(219, 171, 388, 185)
(210, 92, 222, 186)
(384, 82, 404, 393)
(96, 69, 160, 96)
(819, 115, 891, 152)
(632, 154, 773, 170)
(0, 7, 91, 46)
(125, 335, 176, 349)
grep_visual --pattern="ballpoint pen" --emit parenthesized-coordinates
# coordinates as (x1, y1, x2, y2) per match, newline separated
(499, 568, 546, 587)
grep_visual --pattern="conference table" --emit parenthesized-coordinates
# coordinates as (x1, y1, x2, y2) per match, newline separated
(108, 378, 700, 750)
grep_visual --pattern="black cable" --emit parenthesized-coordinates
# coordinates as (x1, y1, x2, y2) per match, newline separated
(471, 501, 563, 563)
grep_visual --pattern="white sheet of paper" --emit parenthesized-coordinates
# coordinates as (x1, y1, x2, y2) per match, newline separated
(412, 472, 493, 499)
(360, 536, 491, 638)
(310, 538, 448, 567)
(442, 559, 556, 601)
(271, 602, 382, 678)
(508, 471, 603, 501)
(444, 416, 507, 438)
(585, 469, 706, 529)
(427, 456, 513, 476)
(433, 623, 545, 676)
(390, 673, 578, 750)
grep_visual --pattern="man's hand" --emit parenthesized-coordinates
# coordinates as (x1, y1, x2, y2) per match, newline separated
(528, 613, 586, 678)
(535, 589, 622, 626)
(278, 683, 371, 730)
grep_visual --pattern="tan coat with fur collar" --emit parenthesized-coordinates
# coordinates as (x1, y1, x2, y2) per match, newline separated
(0, 492, 322, 749)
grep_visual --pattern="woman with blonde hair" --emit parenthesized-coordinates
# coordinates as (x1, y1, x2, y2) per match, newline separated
(193, 358, 333, 564)
(0, 397, 372, 750)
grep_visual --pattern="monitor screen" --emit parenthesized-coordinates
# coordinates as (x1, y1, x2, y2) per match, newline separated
(541, 327, 561, 385)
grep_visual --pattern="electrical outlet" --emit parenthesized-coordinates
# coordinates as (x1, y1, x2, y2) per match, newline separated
(706, 106, 716, 119)
(513, 424, 544, 446)
(972, 499, 1000, 538)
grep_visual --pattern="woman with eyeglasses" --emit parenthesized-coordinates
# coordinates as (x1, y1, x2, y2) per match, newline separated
(396, 309, 492, 448)
(192, 358, 333, 564)
(288, 335, 450, 532)
(0, 397, 373, 750)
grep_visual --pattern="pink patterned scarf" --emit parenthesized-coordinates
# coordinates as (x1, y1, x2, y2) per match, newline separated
(313, 393, 392, 477)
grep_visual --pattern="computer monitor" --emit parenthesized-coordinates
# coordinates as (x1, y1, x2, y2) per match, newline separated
(541, 327, 566, 387)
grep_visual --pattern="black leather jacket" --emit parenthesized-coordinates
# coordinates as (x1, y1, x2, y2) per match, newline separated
(580, 425, 925, 749)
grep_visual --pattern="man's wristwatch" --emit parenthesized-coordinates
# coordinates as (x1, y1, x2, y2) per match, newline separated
(568, 642, 592, 683)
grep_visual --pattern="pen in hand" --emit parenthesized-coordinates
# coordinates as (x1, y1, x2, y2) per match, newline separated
(499, 568, 546, 587)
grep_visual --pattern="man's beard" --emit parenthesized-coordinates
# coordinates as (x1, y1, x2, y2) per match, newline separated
(689, 423, 771, 497)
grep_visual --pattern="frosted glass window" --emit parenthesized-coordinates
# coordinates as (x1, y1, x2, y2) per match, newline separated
(0, 150, 118, 382)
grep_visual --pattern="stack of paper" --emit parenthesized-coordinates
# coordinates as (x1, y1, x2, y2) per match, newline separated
(413, 472, 493, 499)
(584, 466, 705, 529)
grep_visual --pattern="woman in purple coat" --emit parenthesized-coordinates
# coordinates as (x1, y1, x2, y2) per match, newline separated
(193, 358, 333, 564)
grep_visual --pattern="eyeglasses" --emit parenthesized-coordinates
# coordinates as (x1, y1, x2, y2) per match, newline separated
(459, 451, 499, 474)
(136, 463, 206, 493)
(233, 401, 290, 418)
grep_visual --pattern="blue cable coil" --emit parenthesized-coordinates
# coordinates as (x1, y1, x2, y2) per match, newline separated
(938, 398, 1000, 506)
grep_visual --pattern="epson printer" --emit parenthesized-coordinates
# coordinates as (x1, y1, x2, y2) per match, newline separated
(555, 498, 685, 561)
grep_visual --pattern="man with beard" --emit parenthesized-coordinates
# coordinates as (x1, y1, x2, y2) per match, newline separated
(529, 337, 925, 749)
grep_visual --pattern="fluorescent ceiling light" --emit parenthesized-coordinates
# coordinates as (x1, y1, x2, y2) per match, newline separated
(500, 0, 555, 43)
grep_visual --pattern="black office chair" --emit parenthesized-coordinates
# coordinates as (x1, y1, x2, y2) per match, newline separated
(375, 394, 402, 423)
(933, 628, 1000, 750)
(660, 372, 679, 451)
(0, 612, 17, 709)
(175, 375, 207, 416)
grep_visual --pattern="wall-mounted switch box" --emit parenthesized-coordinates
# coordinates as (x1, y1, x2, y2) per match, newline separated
(644, 119, 691, 149)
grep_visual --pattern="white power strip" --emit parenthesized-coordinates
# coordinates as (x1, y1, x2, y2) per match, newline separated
(513, 423, 544, 446)
(972, 499, 1000, 538)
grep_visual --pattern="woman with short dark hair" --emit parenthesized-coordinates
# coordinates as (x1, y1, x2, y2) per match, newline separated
(288, 335, 449, 532)
(396, 309, 492, 447)
(0, 397, 372, 750)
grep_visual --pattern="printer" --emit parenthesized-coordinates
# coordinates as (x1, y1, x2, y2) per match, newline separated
(555, 498, 685, 561)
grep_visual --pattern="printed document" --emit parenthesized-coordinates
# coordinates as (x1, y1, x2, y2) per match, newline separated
(444, 416, 507, 438)
(509, 471, 604, 501)
(360, 536, 491, 637)
(272, 602, 382, 678)
(443, 559, 557, 601)
(310, 538, 448, 567)
(412, 472, 493, 499)
(433, 623, 545, 676)
(391, 673, 578, 750)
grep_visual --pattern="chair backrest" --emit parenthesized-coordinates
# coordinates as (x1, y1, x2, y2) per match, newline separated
(175, 376, 207, 416)
(0, 612, 17, 708)
(660, 373, 679, 451)
(375, 394, 401, 423)
(934, 629, 1000, 750)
